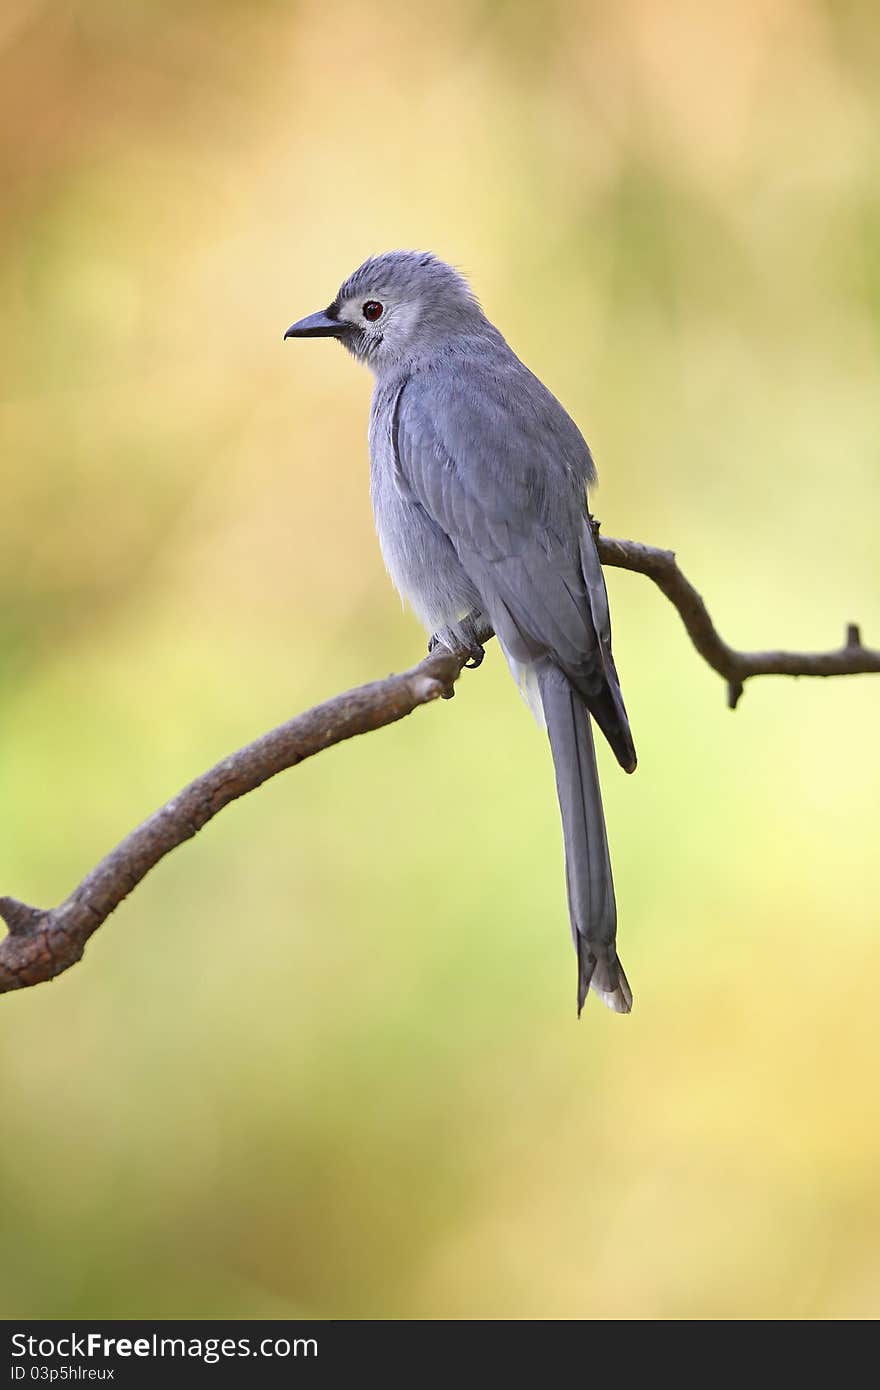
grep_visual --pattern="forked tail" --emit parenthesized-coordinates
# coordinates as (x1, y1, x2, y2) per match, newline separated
(538, 662, 632, 1015)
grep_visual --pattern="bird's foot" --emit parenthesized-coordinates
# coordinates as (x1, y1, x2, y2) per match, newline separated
(427, 633, 485, 669)
(428, 615, 486, 669)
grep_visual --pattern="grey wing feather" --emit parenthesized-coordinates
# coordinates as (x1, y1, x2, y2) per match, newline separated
(394, 360, 636, 771)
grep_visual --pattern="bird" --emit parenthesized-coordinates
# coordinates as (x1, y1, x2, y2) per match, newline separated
(285, 251, 636, 1014)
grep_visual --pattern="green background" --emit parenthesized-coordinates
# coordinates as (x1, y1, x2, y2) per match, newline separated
(1, 0, 878, 1319)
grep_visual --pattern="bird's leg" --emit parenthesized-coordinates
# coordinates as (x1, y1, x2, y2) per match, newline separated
(428, 609, 492, 668)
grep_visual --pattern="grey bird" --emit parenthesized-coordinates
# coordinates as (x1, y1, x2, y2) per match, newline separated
(285, 251, 636, 1014)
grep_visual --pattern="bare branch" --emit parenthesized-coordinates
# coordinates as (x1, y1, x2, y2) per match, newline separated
(2, 534, 877, 996)
(594, 532, 880, 708)
(0, 648, 466, 995)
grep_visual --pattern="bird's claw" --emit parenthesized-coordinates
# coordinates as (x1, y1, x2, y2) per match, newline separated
(428, 624, 485, 669)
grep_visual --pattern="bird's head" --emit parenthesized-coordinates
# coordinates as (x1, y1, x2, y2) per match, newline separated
(284, 251, 485, 372)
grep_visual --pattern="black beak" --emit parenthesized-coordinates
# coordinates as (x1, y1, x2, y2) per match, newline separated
(283, 308, 347, 340)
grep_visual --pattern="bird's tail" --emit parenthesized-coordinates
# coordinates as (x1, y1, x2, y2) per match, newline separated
(537, 662, 632, 1016)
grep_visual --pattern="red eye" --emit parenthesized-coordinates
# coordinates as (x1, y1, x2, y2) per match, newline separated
(362, 300, 383, 322)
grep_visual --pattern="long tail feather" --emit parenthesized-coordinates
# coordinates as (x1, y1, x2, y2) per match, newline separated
(538, 662, 632, 1015)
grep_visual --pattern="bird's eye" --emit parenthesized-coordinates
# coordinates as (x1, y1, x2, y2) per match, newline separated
(362, 301, 383, 322)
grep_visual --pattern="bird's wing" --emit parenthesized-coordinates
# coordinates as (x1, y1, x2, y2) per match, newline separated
(394, 362, 635, 768)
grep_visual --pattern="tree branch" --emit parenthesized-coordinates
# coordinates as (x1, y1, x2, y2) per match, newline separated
(0, 649, 467, 995)
(594, 532, 880, 708)
(2, 535, 877, 996)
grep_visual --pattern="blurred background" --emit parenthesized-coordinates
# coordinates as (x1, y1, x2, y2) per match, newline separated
(1, 0, 878, 1321)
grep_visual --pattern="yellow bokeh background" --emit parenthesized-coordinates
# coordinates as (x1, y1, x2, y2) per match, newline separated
(1, 0, 878, 1319)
